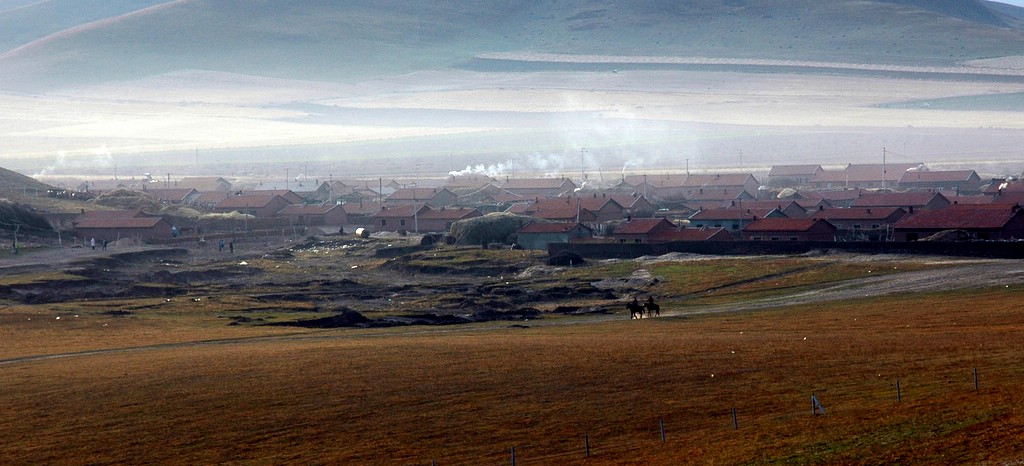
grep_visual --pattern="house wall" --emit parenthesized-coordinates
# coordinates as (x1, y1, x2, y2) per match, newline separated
(518, 232, 569, 250)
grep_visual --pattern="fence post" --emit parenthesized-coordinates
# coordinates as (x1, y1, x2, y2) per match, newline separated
(585, 432, 590, 457)
(732, 408, 738, 430)
(897, 379, 902, 402)
(660, 418, 666, 443)
(974, 368, 979, 392)
(510, 446, 516, 466)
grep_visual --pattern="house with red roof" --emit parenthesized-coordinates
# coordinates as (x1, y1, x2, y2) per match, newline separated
(688, 208, 786, 236)
(619, 174, 689, 200)
(500, 177, 576, 198)
(809, 163, 923, 190)
(892, 205, 1024, 242)
(612, 218, 677, 243)
(681, 173, 760, 199)
(515, 222, 593, 250)
(385, 187, 457, 208)
(898, 170, 983, 194)
(768, 165, 824, 185)
(212, 194, 294, 218)
(371, 204, 429, 232)
(75, 216, 175, 242)
(741, 218, 838, 241)
(809, 206, 907, 241)
(722, 200, 807, 218)
(533, 195, 625, 223)
(275, 204, 347, 226)
(850, 191, 950, 211)
(244, 189, 305, 205)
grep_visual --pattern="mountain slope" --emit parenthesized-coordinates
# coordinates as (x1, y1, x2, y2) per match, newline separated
(0, 0, 170, 53)
(1, 0, 1022, 91)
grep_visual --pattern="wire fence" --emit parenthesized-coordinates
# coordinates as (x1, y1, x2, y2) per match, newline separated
(419, 367, 995, 465)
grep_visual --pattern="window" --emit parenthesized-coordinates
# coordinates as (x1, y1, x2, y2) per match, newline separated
(400, 219, 406, 227)
(852, 224, 862, 230)
(770, 236, 780, 241)
(789, 237, 798, 241)
(871, 224, 880, 229)
(380, 219, 387, 226)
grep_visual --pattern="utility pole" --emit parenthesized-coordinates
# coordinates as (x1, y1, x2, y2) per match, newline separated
(580, 147, 587, 184)
(882, 147, 887, 190)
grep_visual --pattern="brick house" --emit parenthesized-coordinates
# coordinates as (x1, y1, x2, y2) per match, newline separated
(851, 191, 951, 211)
(276, 204, 348, 226)
(385, 187, 457, 208)
(767, 165, 824, 186)
(500, 177, 577, 198)
(212, 194, 294, 218)
(75, 217, 175, 242)
(893, 205, 1024, 242)
(688, 208, 786, 235)
(897, 170, 983, 194)
(613, 218, 677, 243)
(809, 206, 907, 241)
(741, 218, 838, 241)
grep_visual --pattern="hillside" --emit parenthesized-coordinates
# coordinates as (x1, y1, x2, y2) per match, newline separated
(1, 0, 1023, 91)
(0, 165, 52, 196)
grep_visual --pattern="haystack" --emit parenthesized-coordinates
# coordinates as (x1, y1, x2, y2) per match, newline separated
(89, 189, 161, 213)
(449, 212, 535, 246)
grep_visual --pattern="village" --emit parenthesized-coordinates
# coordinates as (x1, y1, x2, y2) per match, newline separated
(33, 160, 1024, 254)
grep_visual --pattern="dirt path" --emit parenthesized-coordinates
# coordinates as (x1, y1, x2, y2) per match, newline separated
(663, 258, 1024, 317)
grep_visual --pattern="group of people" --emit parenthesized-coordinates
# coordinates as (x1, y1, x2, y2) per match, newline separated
(628, 296, 660, 319)
(89, 238, 107, 250)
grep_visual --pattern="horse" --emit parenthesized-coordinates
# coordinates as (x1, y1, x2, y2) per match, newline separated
(627, 301, 645, 319)
(644, 301, 660, 317)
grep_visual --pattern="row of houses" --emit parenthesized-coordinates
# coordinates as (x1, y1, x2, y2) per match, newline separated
(513, 203, 1024, 250)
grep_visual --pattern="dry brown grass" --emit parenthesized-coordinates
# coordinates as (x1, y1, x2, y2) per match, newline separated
(3, 284, 1024, 464)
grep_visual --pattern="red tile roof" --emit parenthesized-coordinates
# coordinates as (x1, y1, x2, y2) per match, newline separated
(75, 217, 165, 229)
(898, 170, 978, 183)
(614, 218, 675, 235)
(810, 207, 906, 221)
(744, 218, 833, 233)
(689, 208, 778, 221)
(850, 192, 948, 208)
(895, 207, 1024, 230)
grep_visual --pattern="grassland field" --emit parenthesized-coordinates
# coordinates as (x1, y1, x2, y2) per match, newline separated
(2, 236, 1024, 464)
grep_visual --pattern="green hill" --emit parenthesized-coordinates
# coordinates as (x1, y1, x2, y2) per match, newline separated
(1, 1, 1023, 91)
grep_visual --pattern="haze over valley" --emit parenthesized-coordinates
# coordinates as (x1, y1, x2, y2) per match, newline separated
(2, 0, 1024, 182)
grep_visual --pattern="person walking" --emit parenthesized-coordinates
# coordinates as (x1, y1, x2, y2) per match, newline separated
(90, 238, 96, 250)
